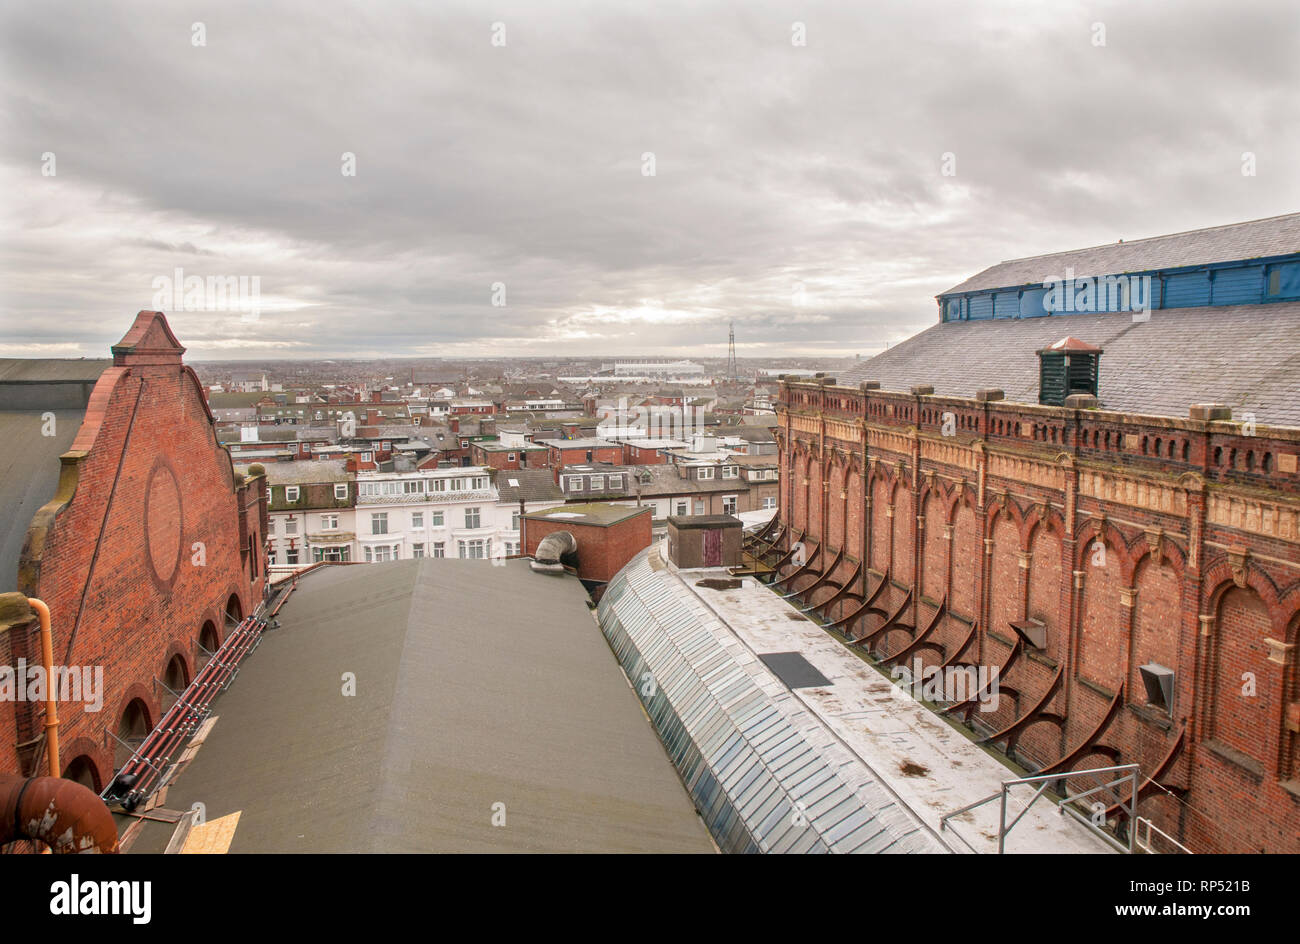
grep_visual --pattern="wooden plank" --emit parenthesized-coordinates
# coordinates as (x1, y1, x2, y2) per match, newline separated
(163, 811, 196, 855)
(189, 716, 219, 746)
(181, 811, 241, 854)
(129, 807, 185, 824)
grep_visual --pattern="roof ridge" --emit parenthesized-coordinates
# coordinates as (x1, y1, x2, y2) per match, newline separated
(988, 210, 1300, 268)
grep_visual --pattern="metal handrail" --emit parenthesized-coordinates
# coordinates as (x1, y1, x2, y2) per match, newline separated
(939, 763, 1141, 853)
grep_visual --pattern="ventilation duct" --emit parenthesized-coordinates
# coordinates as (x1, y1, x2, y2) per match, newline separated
(531, 530, 577, 575)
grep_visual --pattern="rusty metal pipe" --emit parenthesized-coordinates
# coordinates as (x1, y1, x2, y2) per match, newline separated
(0, 774, 119, 854)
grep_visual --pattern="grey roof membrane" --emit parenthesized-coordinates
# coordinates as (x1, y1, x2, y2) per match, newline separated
(130, 559, 714, 853)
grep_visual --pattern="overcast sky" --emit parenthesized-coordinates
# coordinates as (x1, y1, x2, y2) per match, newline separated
(1, 0, 1296, 361)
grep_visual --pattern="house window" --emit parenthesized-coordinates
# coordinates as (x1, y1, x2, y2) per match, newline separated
(432, 479, 446, 492)
(508, 453, 516, 462)
(371, 512, 388, 535)
(465, 507, 481, 529)
(432, 542, 445, 558)
(286, 548, 299, 565)
(334, 483, 348, 500)
(694, 499, 705, 514)
(404, 480, 424, 494)
(511, 512, 520, 530)
(321, 514, 339, 530)
(697, 467, 714, 480)
(722, 496, 737, 515)
(382, 441, 391, 451)
(431, 511, 444, 527)
(474, 476, 489, 490)
(609, 476, 623, 490)
(412, 543, 425, 558)
(722, 466, 739, 479)
(589, 475, 605, 491)
(286, 486, 300, 501)
(285, 518, 298, 535)
(459, 539, 488, 559)
(411, 512, 424, 529)
(568, 477, 584, 491)
(675, 501, 688, 516)
(762, 497, 777, 509)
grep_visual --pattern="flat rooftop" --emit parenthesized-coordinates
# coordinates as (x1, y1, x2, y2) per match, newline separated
(665, 546, 1115, 854)
(524, 503, 649, 526)
(129, 559, 713, 853)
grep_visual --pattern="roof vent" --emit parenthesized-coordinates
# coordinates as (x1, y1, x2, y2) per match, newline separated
(1010, 618, 1047, 650)
(1139, 663, 1175, 710)
(1038, 337, 1101, 407)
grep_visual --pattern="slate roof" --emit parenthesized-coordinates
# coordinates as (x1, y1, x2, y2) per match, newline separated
(838, 302, 1300, 427)
(246, 459, 351, 485)
(493, 468, 564, 503)
(944, 212, 1300, 295)
(634, 464, 750, 497)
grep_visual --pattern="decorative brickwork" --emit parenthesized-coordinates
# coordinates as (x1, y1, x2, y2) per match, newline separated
(776, 380, 1300, 853)
(1, 312, 267, 792)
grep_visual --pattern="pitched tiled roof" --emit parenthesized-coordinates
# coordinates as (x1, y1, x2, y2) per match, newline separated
(248, 459, 351, 485)
(634, 464, 749, 496)
(838, 302, 1300, 428)
(944, 212, 1300, 295)
(493, 468, 563, 503)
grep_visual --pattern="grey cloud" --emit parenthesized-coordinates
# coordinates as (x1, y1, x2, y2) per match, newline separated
(1, 0, 1297, 359)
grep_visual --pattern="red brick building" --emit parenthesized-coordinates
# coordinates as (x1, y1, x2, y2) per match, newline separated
(0, 311, 268, 794)
(543, 437, 624, 471)
(771, 215, 1300, 853)
(522, 503, 652, 587)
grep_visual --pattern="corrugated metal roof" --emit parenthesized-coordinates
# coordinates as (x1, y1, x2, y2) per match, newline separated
(839, 302, 1300, 427)
(944, 212, 1300, 295)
